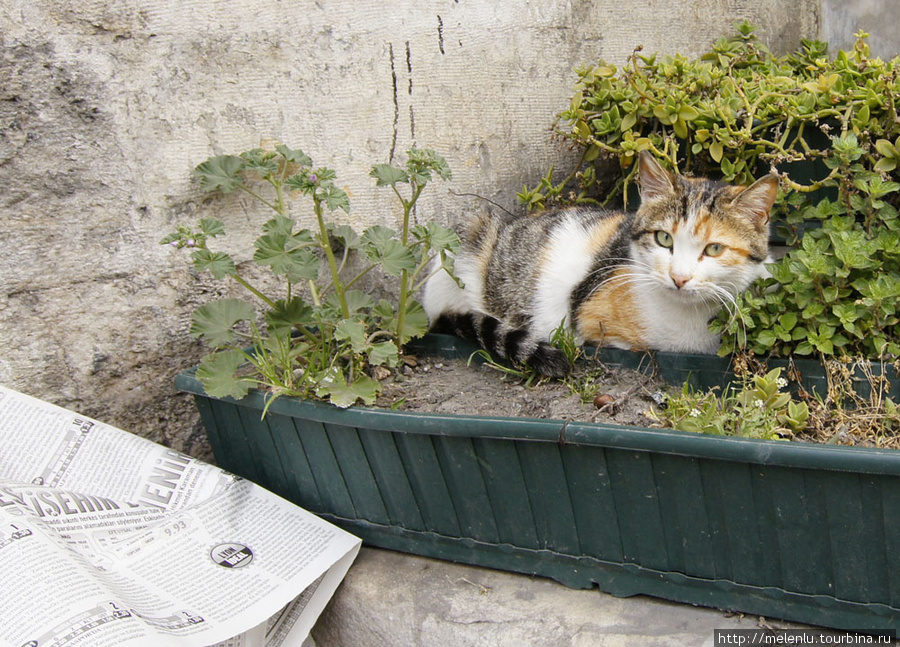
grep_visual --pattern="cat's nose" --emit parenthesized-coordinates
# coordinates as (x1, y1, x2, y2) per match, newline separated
(670, 274, 691, 289)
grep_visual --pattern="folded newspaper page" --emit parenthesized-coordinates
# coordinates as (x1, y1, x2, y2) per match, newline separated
(0, 385, 361, 647)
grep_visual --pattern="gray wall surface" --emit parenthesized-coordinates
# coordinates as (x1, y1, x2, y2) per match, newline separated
(821, 0, 900, 59)
(0, 0, 881, 452)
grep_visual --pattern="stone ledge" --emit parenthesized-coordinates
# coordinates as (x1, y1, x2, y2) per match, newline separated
(311, 547, 846, 647)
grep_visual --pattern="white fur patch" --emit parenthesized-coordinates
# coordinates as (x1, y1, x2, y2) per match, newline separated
(634, 286, 721, 353)
(422, 252, 485, 322)
(532, 216, 595, 339)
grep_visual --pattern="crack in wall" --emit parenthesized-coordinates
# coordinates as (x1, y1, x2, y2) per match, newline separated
(406, 41, 415, 143)
(389, 42, 399, 163)
(389, 40, 417, 156)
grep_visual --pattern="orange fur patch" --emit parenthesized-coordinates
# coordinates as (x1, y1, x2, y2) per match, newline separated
(587, 213, 627, 255)
(691, 213, 712, 240)
(576, 268, 647, 349)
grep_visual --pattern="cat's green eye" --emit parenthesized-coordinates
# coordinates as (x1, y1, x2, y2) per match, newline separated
(704, 243, 725, 257)
(654, 231, 674, 249)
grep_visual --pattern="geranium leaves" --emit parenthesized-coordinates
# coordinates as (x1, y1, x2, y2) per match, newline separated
(196, 350, 255, 400)
(370, 148, 451, 189)
(194, 155, 244, 193)
(253, 220, 319, 282)
(190, 298, 256, 347)
(363, 232, 418, 276)
(316, 371, 381, 408)
(166, 145, 458, 408)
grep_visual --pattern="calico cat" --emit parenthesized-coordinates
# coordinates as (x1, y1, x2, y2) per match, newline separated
(422, 152, 778, 378)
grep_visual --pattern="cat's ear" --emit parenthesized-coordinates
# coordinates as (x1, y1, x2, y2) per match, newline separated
(732, 175, 779, 229)
(637, 152, 675, 201)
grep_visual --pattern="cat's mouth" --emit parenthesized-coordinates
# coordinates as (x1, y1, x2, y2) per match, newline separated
(665, 283, 720, 304)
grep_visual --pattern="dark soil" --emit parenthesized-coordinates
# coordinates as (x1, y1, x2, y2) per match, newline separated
(376, 353, 671, 428)
(374, 348, 900, 451)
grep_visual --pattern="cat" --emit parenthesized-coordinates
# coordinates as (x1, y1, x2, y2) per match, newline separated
(422, 151, 778, 378)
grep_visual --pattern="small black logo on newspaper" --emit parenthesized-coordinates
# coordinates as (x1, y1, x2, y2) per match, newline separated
(210, 542, 253, 568)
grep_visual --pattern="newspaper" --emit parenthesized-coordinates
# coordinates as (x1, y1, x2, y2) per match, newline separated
(0, 385, 361, 647)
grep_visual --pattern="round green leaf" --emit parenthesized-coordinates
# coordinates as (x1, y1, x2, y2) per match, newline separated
(190, 298, 256, 347)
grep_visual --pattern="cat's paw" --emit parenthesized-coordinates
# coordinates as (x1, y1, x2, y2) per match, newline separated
(529, 344, 571, 379)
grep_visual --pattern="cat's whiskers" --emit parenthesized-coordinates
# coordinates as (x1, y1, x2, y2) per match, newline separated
(586, 269, 658, 300)
(582, 258, 663, 300)
(704, 282, 748, 340)
(584, 257, 656, 277)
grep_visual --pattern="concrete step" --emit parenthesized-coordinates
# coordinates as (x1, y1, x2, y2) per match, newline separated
(312, 548, 852, 647)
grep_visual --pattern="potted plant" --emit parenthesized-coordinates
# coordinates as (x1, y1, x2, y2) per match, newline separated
(173, 26, 900, 633)
(164, 143, 457, 409)
(521, 21, 900, 365)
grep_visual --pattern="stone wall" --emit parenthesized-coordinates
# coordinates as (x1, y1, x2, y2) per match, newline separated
(0, 0, 841, 453)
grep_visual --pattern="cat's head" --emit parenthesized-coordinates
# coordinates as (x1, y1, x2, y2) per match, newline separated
(630, 151, 777, 304)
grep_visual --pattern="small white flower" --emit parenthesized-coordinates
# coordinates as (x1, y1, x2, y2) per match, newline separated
(755, 399, 766, 409)
(775, 377, 788, 390)
(689, 408, 702, 417)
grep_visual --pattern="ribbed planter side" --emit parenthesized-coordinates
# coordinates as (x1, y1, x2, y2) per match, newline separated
(178, 363, 900, 632)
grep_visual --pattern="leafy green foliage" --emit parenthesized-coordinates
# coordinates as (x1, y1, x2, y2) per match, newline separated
(253, 218, 319, 282)
(194, 156, 245, 193)
(195, 349, 257, 399)
(550, 319, 583, 367)
(190, 299, 256, 347)
(710, 138, 900, 358)
(533, 23, 900, 360)
(651, 368, 809, 440)
(164, 144, 456, 407)
(190, 249, 236, 280)
(315, 370, 382, 409)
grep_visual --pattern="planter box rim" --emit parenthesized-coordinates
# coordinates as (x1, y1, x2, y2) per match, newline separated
(175, 364, 900, 477)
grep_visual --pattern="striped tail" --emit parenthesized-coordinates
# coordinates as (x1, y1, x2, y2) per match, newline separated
(430, 311, 571, 378)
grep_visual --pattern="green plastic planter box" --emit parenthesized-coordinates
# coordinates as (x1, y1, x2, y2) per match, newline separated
(175, 335, 900, 632)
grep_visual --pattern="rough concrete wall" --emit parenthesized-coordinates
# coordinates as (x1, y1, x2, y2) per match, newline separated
(0, 0, 818, 454)
(821, 0, 900, 59)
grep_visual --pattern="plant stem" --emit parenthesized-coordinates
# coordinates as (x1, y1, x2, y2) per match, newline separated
(407, 254, 433, 290)
(627, 51, 657, 103)
(308, 279, 322, 307)
(273, 178, 285, 215)
(780, 167, 841, 193)
(393, 182, 424, 346)
(238, 184, 281, 214)
(233, 274, 278, 309)
(315, 199, 350, 318)
(345, 264, 376, 291)
(396, 274, 411, 347)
